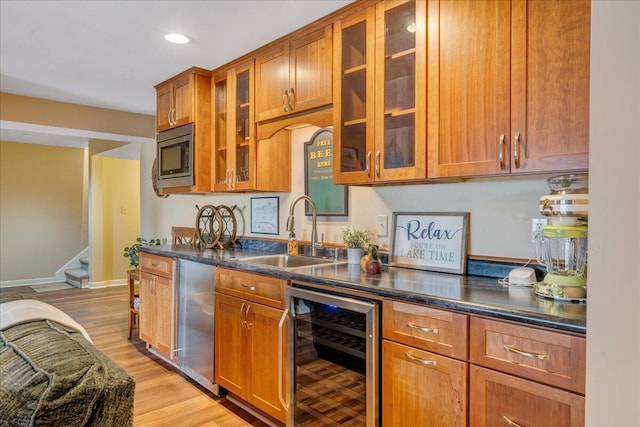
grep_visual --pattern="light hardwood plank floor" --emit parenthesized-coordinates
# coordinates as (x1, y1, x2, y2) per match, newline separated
(1, 285, 270, 427)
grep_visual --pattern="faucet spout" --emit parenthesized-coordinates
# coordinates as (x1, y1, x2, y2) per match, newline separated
(287, 195, 321, 256)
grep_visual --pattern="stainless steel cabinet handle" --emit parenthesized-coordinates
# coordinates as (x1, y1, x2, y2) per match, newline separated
(366, 151, 372, 177)
(151, 263, 159, 268)
(499, 134, 506, 170)
(282, 91, 289, 112)
(277, 309, 290, 410)
(513, 133, 521, 169)
(406, 321, 439, 334)
(502, 415, 526, 427)
(503, 344, 550, 361)
(167, 110, 173, 127)
(288, 88, 295, 110)
(405, 351, 437, 366)
(241, 283, 257, 292)
(375, 150, 381, 178)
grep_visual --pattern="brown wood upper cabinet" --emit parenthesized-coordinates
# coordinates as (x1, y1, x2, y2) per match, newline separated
(255, 25, 333, 122)
(154, 67, 212, 194)
(212, 60, 291, 193)
(333, 0, 427, 185)
(212, 60, 255, 192)
(427, 0, 590, 178)
(155, 67, 212, 133)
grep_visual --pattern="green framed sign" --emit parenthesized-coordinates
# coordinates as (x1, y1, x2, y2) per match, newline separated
(304, 127, 348, 216)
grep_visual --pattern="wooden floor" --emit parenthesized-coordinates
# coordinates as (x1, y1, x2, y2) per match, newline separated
(1, 284, 270, 427)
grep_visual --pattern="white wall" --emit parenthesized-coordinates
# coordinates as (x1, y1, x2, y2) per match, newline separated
(141, 127, 547, 260)
(587, 2, 639, 425)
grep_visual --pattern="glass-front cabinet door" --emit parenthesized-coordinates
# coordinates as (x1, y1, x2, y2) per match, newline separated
(333, 6, 376, 185)
(212, 60, 255, 192)
(334, 0, 426, 185)
(213, 73, 228, 190)
(375, 0, 426, 182)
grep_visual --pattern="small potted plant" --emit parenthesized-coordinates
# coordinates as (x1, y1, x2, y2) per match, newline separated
(341, 226, 374, 264)
(123, 237, 162, 269)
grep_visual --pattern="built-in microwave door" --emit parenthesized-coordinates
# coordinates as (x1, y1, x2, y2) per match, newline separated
(157, 123, 194, 188)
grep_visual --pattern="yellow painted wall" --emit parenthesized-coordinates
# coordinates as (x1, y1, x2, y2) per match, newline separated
(0, 140, 87, 281)
(90, 156, 140, 285)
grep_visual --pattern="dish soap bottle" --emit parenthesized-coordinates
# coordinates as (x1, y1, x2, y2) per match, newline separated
(287, 232, 298, 256)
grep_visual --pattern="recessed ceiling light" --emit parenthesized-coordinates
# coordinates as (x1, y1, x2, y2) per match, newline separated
(164, 33, 190, 44)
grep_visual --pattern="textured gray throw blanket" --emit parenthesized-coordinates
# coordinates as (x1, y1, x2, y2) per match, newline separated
(0, 294, 135, 426)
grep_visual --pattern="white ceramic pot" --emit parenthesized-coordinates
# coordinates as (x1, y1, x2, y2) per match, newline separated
(347, 247, 364, 265)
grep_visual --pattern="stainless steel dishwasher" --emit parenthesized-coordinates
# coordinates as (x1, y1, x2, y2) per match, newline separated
(176, 260, 220, 395)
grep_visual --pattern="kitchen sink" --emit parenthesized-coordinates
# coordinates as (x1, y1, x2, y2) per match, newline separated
(239, 254, 345, 269)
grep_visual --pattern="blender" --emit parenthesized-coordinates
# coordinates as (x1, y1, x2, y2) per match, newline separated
(535, 174, 588, 301)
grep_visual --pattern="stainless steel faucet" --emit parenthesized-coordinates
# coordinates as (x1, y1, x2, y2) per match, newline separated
(286, 195, 323, 256)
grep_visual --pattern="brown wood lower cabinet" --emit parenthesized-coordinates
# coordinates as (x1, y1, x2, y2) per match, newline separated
(139, 253, 174, 359)
(214, 268, 287, 423)
(382, 339, 467, 426)
(382, 299, 468, 426)
(469, 316, 586, 427)
(470, 365, 585, 427)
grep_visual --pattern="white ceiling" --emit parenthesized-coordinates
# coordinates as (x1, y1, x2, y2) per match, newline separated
(0, 0, 352, 148)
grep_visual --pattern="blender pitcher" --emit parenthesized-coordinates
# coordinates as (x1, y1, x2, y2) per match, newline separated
(535, 224, 588, 298)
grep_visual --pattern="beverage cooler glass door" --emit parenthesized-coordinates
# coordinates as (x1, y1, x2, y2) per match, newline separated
(286, 286, 380, 426)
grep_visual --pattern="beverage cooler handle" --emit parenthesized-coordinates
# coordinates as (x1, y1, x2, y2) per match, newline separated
(278, 308, 290, 410)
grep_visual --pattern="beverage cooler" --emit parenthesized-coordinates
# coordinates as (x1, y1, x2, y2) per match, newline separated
(284, 285, 380, 426)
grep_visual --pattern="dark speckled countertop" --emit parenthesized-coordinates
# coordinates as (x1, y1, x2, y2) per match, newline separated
(141, 244, 586, 335)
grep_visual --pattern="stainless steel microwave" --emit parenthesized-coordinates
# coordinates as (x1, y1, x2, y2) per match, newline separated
(156, 123, 194, 188)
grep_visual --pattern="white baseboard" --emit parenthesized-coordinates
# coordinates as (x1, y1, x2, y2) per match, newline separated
(0, 277, 61, 289)
(86, 279, 127, 289)
(0, 278, 128, 290)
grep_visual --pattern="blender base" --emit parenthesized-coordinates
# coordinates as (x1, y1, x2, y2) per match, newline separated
(534, 282, 587, 303)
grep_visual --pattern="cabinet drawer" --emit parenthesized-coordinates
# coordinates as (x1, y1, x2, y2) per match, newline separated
(216, 268, 287, 309)
(470, 317, 585, 394)
(139, 253, 173, 279)
(383, 300, 468, 360)
(470, 365, 584, 427)
(382, 339, 468, 427)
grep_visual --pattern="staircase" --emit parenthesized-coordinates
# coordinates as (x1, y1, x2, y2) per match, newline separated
(64, 257, 90, 288)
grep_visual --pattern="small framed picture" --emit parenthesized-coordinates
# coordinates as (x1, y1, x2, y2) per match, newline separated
(250, 197, 279, 235)
(390, 212, 470, 274)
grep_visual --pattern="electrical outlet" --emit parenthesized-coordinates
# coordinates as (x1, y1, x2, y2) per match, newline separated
(376, 215, 388, 237)
(531, 218, 548, 242)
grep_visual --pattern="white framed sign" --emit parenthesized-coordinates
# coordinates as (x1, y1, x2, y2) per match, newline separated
(390, 212, 470, 274)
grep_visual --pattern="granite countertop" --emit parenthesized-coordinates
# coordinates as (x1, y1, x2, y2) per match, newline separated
(141, 244, 586, 335)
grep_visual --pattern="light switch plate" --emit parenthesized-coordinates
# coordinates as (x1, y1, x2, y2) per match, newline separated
(376, 215, 388, 237)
